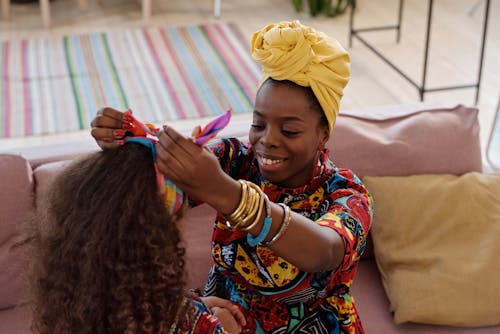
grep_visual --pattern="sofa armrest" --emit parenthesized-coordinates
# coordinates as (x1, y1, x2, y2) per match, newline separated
(0, 154, 34, 309)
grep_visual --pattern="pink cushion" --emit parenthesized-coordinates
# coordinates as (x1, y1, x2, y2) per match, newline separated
(0, 154, 34, 309)
(33, 161, 72, 239)
(329, 104, 482, 177)
(0, 304, 32, 334)
(33, 160, 71, 209)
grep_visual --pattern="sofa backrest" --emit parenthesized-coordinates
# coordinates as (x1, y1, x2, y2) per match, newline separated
(328, 104, 482, 177)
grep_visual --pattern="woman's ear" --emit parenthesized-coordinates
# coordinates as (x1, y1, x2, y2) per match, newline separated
(318, 125, 330, 151)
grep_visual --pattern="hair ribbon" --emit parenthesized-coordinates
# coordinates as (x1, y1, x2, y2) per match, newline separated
(122, 109, 232, 215)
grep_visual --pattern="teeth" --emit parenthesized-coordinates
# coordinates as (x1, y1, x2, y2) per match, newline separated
(262, 157, 282, 165)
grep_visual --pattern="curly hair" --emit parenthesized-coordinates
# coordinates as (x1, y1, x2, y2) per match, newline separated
(31, 143, 186, 334)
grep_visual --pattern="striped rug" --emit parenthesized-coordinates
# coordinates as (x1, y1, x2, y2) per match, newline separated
(0, 22, 261, 138)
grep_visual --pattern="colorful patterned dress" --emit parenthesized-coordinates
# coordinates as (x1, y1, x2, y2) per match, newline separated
(169, 291, 226, 334)
(196, 138, 374, 334)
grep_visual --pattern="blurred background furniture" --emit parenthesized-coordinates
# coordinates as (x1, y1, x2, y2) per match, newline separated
(0, 0, 88, 27)
(141, 0, 221, 20)
(349, 0, 491, 104)
(0, 0, 221, 27)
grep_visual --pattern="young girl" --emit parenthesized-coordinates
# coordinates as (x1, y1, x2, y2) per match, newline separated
(91, 21, 373, 333)
(31, 143, 245, 334)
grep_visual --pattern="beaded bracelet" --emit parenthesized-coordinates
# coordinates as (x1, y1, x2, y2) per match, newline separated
(247, 193, 272, 247)
(262, 203, 291, 247)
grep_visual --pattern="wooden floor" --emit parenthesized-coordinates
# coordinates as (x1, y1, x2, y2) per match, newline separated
(1, 0, 499, 155)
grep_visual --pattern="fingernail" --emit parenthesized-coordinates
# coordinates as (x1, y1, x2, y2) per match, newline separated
(114, 129, 125, 138)
(123, 115, 133, 123)
(123, 123, 134, 131)
(123, 110, 134, 122)
(163, 125, 168, 131)
(115, 140, 125, 146)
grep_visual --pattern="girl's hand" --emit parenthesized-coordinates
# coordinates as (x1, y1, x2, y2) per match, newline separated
(90, 107, 127, 150)
(201, 296, 247, 330)
(156, 126, 240, 215)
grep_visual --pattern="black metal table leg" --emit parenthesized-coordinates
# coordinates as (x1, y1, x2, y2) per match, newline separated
(349, 0, 491, 105)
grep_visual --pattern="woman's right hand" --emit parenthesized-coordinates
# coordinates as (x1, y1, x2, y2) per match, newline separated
(90, 107, 127, 150)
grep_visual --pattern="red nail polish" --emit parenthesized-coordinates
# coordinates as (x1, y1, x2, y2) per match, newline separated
(115, 140, 125, 146)
(123, 109, 133, 121)
(123, 123, 134, 131)
(114, 129, 125, 138)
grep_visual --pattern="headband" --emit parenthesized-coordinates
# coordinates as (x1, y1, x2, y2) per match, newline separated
(122, 109, 232, 215)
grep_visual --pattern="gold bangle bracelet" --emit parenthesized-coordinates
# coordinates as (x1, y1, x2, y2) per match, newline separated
(235, 181, 265, 231)
(235, 185, 262, 230)
(238, 190, 265, 231)
(225, 180, 248, 221)
(224, 180, 252, 229)
(263, 203, 291, 247)
(230, 183, 257, 228)
(224, 180, 270, 232)
(230, 181, 259, 229)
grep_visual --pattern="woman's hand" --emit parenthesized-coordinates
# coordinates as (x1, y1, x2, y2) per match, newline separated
(212, 307, 242, 334)
(156, 126, 240, 215)
(201, 296, 246, 333)
(90, 107, 127, 150)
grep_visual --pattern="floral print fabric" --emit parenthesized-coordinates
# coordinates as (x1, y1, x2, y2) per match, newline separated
(198, 138, 373, 334)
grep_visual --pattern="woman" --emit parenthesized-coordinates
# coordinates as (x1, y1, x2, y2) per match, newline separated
(91, 21, 373, 333)
(31, 143, 245, 334)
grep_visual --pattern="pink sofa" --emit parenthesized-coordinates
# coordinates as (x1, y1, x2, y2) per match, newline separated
(1, 103, 499, 333)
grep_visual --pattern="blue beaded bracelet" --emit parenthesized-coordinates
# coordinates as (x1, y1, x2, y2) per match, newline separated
(247, 194, 272, 247)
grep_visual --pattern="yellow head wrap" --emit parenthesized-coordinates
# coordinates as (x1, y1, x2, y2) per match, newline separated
(251, 20, 350, 133)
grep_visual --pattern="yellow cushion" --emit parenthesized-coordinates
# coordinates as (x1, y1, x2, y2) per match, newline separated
(363, 173, 500, 327)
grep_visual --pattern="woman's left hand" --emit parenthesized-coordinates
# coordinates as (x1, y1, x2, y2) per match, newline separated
(201, 296, 247, 329)
(156, 126, 240, 215)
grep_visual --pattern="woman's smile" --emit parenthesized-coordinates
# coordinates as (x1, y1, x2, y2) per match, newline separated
(257, 153, 287, 173)
(249, 79, 330, 188)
